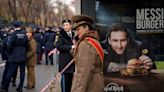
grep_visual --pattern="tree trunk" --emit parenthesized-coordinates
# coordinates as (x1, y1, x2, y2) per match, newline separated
(7, 0, 17, 20)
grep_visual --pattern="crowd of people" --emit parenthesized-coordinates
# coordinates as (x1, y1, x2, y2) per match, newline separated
(0, 14, 156, 92)
(0, 21, 62, 92)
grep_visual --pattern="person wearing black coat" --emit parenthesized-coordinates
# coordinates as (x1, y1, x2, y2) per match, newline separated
(0, 29, 8, 59)
(1, 21, 28, 92)
(0, 29, 18, 91)
(33, 28, 43, 64)
(43, 27, 55, 65)
(56, 19, 75, 92)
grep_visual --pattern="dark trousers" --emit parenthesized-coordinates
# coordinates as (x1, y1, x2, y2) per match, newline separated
(61, 73, 73, 92)
(1, 62, 18, 88)
(1, 50, 7, 61)
(37, 53, 42, 64)
(3, 62, 25, 91)
(45, 51, 53, 65)
(12, 69, 18, 84)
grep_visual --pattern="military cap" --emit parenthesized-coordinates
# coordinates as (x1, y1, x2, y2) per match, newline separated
(12, 21, 22, 27)
(26, 27, 33, 33)
(71, 14, 94, 30)
(62, 19, 72, 24)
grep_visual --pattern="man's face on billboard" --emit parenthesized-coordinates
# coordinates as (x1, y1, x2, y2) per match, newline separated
(108, 31, 129, 55)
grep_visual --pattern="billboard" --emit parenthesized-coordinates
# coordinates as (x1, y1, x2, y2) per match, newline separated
(94, 0, 164, 91)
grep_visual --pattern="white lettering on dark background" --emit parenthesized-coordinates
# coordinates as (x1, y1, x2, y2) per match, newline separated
(136, 8, 164, 33)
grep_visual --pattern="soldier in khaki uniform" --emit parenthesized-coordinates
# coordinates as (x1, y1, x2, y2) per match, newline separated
(25, 27, 37, 89)
(71, 15, 104, 92)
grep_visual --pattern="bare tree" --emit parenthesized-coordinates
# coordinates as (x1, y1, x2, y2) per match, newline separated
(17, 0, 34, 23)
(7, 0, 17, 20)
(0, 0, 75, 27)
(52, 0, 75, 26)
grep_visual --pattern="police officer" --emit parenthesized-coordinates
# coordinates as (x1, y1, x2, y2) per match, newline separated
(43, 27, 55, 65)
(0, 28, 8, 60)
(2, 21, 28, 92)
(33, 27, 43, 64)
(0, 28, 18, 90)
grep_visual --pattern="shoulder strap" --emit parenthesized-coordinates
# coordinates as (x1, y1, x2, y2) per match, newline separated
(85, 37, 104, 62)
(60, 37, 104, 74)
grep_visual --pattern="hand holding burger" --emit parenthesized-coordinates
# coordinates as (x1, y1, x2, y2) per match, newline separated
(122, 58, 151, 76)
(139, 55, 153, 69)
(127, 55, 153, 70)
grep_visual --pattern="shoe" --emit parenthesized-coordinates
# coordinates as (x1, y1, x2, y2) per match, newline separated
(37, 62, 42, 65)
(16, 88, 22, 92)
(12, 83, 17, 87)
(24, 86, 34, 89)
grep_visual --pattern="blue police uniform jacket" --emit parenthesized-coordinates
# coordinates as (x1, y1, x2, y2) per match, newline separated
(7, 29, 28, 62)
(1, 35, 9, 60)
(34, 31, 43, 53)
(43, 30, 55, 51)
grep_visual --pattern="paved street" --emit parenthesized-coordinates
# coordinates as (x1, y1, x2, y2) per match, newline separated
(0, 54, 58, 92)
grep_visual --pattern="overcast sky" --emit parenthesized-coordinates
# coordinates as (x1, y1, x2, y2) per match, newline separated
(50, 0, 75, 13)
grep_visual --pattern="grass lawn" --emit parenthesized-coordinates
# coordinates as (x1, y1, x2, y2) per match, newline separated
(155, 61, 164, 69)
